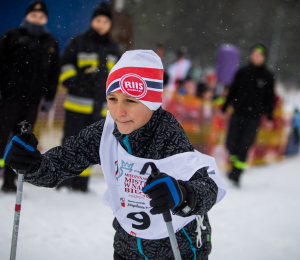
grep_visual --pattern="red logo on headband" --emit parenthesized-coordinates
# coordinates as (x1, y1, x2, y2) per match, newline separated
(120, 73, 147, 99)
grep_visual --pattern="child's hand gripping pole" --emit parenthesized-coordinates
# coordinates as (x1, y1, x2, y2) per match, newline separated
(10, 120, 32, 260)
(141, 162, 182, 260)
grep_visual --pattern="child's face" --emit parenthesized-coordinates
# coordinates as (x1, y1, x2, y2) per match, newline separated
(107, 92, 154, 134)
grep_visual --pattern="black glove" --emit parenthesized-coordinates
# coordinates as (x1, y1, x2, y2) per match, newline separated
(4, 133, 41, 172)
(142, 173, 187, 215)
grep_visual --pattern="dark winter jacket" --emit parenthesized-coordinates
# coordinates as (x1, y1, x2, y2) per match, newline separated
(0, 27, 59, 104)
(59, 28, 121, 120)
(222, 64, 275, 120)
(24, 107, 218, 260)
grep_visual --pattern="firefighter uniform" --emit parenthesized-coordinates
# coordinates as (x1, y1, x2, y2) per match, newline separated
(58, 27, 120, 191)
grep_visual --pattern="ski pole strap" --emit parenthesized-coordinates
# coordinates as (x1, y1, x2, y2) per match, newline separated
(140, 162, 160, 176)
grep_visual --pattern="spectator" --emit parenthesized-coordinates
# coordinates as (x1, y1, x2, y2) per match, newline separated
(0, 1, 59, 192)
(197, 73, 217, 98)
(222, 44, 275, 186)
(168, 80, 202, 133)
(167, 47, 192, 91)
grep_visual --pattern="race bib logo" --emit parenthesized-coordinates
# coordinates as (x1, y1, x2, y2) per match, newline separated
(120, 197, 125, 207)
(115, 161, 119, 176)
(117, 160, 134, 180)
(120, 73, 147, 99)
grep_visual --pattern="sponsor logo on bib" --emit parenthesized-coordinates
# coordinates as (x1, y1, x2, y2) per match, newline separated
(120, 197, 125, 207)
(116, 160, 134, 180)
(120, 73, 147, 99)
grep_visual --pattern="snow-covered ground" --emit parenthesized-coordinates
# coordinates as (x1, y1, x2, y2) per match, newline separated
(1, 157, 300, 260)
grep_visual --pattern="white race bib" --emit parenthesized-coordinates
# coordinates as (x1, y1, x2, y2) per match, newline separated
(100, 111, 226, 239)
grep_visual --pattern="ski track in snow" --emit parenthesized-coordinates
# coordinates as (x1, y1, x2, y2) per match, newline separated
(1, 157, 300, 260)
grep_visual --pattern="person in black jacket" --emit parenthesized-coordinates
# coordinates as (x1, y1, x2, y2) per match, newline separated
(0, 1, 59, 192)
(222, 44, 275, 186)
(57, 3, 121, 192)
(4, 50, 223, 260)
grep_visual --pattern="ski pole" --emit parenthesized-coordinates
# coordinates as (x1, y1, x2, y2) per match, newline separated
(10, 120, 32, 260)
(141, 162, 182, 260)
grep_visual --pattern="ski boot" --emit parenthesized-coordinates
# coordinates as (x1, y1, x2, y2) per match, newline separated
(1, 166, 17, 193)
(228, 167, 243, 187)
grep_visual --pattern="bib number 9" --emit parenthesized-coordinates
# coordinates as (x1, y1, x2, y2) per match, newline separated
(127, 212, 151, 230)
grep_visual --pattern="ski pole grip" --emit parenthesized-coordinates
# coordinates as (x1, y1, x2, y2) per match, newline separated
(141, 162, 173, 224)
(19, 120, 32, 135)
(140, 162, 160, 177)
(18, 121, 32, 174)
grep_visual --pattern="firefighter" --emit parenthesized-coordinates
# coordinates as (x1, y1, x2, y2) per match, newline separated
(58, 3, 121, 192)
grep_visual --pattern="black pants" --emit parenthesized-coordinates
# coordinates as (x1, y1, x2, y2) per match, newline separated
(58, 110, 95, 191)
(0, 100, 38, 187)
(226, 113, 260, 163)
(114, 252, 126, 260)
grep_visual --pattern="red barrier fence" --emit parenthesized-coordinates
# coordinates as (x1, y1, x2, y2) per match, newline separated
(164, 92, 292, 171)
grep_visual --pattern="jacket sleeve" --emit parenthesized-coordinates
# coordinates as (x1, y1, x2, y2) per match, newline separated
(45, 40, 60, 101)
(59, 38, 78, 90)
(0, 30, 10, 93)
(172, 168, 218, 216)
(263, 74, 275, 120)
(23, 119, 105, 188)
(222, 69, 241, 113)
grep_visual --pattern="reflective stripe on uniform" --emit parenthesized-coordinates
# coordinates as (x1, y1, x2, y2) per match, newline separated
(101, 102, 108, 117)
(79, 167, 92, 177)
(63, 94, 94, 114)
(59, 64, 77, 83)
(0, 158, 4, 168)
(106, 54, 118, 73)
(77, 52, 99, 68)
(233, 159, 248, 170)
(101, 108, 108, 117)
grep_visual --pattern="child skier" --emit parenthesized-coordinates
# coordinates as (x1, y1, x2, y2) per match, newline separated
(4, 50, 226, 260)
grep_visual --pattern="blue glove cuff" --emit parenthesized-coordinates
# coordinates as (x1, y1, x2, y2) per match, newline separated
(4, 136, 35, 160)
(142, 176, 180, 209)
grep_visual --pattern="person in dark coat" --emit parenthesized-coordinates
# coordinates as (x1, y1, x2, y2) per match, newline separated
(222, 44, 275, 186)
(0, 1, 59, 192)
(57, 3, 121, 192)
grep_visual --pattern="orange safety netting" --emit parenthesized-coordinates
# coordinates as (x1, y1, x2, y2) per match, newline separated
(164, 92, 292, 171)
